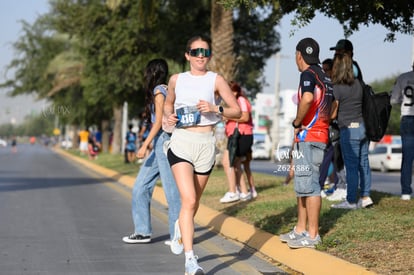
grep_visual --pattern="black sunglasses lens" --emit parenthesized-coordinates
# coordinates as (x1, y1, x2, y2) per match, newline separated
(189, 48, 211, 57)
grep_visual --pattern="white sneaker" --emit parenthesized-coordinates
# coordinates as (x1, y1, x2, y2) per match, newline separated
(240, 192, 252, 201)
(326, 188, 347, 201)
(358, 197, 374, 208)
(401, 194, 411, 200)
(251, 189, 258, 198)
(219, 192, 240, 203)
(185, 256, 204, 275)
(170, 220, 183, 255)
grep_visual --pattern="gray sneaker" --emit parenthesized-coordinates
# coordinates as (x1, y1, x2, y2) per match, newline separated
(279, 227, 308, 243)
(287, 235, 321, 249)
(331, 200, 358, 210)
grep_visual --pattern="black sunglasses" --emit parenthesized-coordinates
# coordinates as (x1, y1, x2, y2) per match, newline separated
(188, 48, 211, 57)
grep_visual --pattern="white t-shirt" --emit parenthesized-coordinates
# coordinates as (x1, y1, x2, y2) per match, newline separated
(391, 70, 414, 117)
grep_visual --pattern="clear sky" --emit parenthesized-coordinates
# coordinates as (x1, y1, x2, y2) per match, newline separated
(1, 1, 413, 124)
(0, 1, 50, 124)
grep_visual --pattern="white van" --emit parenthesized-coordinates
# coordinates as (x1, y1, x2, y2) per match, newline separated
(368, 144, 402, 172)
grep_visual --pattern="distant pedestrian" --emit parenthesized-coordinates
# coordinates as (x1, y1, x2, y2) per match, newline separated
(137, 111, 152, 163)
(220, 81, 255, 203)
(122, 59, 181, 247)
(322, 58, 333, 78)
(320, 58, 336, 189)
(125, 124, 137, 163)
(11, 136, 17, 153)
(94, 128, 102, 151)
(279, 37, 333, 249)
(29, 136, 36, 145)
(164, 35, 241, 274)
(78, 128, 89, 155)
(87, 137, 99, 160)
(391, 60, 414, 201)
(320, 57, 347, 200)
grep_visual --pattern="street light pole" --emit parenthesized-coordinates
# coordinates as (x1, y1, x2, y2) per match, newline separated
(412, 34, 414, 64)
(270, 53, 281, 162)
(121, 101, 128, 154)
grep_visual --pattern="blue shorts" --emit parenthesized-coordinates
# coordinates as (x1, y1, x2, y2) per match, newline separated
(292, 142, 326, 197)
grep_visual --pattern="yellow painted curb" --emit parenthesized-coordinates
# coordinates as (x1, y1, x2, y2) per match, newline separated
(55, 148, 376, 275)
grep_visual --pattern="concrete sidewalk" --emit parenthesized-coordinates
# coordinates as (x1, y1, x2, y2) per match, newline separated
(56, 148, 376, 275)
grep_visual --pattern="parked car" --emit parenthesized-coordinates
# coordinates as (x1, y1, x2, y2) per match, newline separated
(252, 142, 270, 160)
(368, 144, 402, 172)
(0, 138, 7, 147)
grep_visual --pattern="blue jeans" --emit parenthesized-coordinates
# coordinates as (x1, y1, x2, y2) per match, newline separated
(131, 131, 181, 239)
(339, 123, 371, 203)
(401, 116, 414, 195)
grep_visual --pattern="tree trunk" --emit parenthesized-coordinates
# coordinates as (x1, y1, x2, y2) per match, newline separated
(111, 104, 122, 154)
(210, 2, 237, 81)
(101, 119, 110, 153)
(71, 124, 79, 149)
(210, 2, 236, 167)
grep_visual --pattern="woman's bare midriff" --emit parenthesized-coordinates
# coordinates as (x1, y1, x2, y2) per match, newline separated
(183, 125, 214, 133)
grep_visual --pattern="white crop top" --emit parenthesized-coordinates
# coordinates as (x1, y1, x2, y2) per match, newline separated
(174, 71, 221, 127)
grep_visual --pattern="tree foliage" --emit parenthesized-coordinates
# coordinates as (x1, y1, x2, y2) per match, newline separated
(0, 19, 68, 98)
(0, 113, 55, 137)
(49, 0, 158, 107)
(233, 6, 281, 96)
(220, 0, 414, 40)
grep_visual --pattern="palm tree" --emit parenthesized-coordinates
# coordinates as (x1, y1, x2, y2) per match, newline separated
(209, 1, 237, 81)
(209, 2, 238, 166)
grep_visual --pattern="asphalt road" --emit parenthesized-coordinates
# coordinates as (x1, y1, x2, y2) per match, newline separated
(250, 159, 402, 195)
(0, 144, 286, 275)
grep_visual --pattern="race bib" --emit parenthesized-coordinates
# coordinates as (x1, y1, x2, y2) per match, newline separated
(176, 106, 201, 128)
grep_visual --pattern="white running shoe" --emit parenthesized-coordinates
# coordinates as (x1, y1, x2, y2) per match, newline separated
(170, 220, 183, 255)
(240, 192, 252, 201)
(185, 256, 204, 275)
(219, 192, 240, 203)
(358, 197, 374, 208)
(326, 188, 347, 201)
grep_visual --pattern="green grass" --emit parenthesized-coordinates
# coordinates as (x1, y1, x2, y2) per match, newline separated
(66, 149, 414, 274)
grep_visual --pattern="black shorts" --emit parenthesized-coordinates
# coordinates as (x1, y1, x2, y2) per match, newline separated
(227, 134, 253, 157)
(167, 149, 213, 175)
